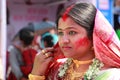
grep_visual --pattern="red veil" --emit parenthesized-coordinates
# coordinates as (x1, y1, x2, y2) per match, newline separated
(93, 10, 120, 67)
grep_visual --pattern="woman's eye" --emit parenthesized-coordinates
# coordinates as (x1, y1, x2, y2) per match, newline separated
(58, 32, 64, 36)
(68, 31, 77, 35)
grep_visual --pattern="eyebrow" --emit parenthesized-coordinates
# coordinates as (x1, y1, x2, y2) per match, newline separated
(58, 27, 76, 31)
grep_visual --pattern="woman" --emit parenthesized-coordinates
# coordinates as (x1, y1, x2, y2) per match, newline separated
(8, 28, 37, 80)
(19, 29, 37, 79)
(29, 3, 120, 80)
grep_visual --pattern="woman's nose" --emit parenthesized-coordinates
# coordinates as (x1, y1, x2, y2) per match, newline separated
(61, 35, 70, 43)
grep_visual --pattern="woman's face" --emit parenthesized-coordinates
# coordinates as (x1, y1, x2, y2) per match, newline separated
(58, 17, 93, 60)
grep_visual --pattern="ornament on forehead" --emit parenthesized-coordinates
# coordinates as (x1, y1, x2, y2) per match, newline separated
(62, 5, 74, 21)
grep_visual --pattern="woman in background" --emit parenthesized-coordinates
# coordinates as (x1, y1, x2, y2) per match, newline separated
(41, 32, 54, 48)
(8, 28, 37, 80)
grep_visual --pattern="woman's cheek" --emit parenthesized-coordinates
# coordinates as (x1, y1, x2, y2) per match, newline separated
(75, 37, 90, 49)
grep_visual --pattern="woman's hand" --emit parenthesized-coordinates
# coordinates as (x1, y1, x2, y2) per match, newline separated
(31, 47, 54, 76)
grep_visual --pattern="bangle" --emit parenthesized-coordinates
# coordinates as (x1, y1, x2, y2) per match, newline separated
(28, 73, 45, 80)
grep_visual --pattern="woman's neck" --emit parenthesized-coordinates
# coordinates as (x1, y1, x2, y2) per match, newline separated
(23, 45, 33, 50)
(73, 50, 95, 61)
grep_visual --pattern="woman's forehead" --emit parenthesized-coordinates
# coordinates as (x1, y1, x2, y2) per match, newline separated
(58, 17, 84, 30)
(58, 17, 76, 27)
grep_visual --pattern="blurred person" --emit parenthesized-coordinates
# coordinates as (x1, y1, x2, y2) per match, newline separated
(7, 35, 24, 80)
(40, 32, 54, 48)
(24, 23, 41, 52)
(18, 28, 37, 79)
(8, 28, 37, 80)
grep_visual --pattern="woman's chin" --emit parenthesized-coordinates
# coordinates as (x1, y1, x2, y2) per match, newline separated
(64, 54, 74, 58)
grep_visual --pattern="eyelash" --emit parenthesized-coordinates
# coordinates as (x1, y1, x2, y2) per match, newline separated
(69, 31, 77, 35)
(57, 32, 63, 36)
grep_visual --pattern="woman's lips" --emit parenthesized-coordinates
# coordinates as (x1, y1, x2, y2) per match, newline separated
(62, 46, 72, 50)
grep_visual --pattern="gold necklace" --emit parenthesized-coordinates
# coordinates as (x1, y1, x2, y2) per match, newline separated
(73, 59, 93, 68)
(65, 59, 89, 80)
(58, 58, 93, 79)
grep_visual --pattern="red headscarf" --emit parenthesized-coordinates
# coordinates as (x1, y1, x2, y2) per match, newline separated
(93, 10, 120, 67)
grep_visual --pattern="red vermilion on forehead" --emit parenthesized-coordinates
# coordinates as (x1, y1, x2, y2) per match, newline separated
(62, 14, 68, 21)
(75, 37, 90, 48)
(62, 5, 74, 21)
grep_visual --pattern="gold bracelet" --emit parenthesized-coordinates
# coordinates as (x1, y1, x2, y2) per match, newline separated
(28, 73, 45, 80)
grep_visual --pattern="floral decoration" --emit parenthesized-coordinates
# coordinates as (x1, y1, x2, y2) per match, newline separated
(84, 58, 104, 80)
(58, 58, 104, 80)
(58, 58, 72, 78)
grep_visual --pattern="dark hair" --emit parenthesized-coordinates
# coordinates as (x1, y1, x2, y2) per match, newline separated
(42, 34, 54, 47)
(19, 28, 34, 46)
(56, 3, 97, 39)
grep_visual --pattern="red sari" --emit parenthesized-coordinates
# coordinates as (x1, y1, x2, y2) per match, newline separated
(46, 43, 65, 80)
(20, 48, 37, 78)
(7, 48, 37, 80)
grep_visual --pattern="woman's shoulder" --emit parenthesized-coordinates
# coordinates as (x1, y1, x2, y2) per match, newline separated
(95, 68, 120, 80)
